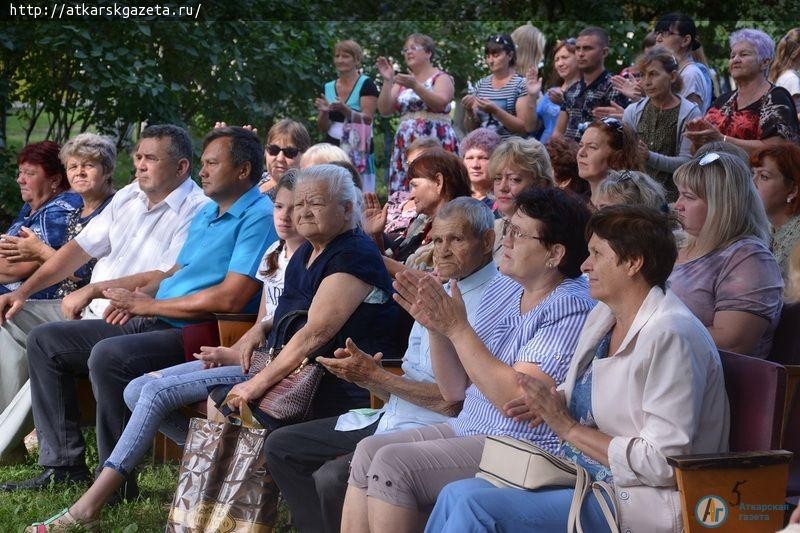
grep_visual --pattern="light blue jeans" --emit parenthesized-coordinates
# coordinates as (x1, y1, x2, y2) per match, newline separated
(425, 477, 615, 533)
(103, 360, 248, 477)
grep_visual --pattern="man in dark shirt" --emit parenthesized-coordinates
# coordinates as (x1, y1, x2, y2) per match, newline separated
(554, 26, 630, 141)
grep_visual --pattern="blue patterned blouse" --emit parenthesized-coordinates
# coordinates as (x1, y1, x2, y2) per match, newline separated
(1, 191, 82, 298)
(557, 332, 614, 483)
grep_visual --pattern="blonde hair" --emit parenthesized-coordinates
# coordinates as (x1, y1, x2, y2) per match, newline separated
(673, 152, 770, 256)
(769, 28, 800, 84)
(488, 137, 554, 188)
(785, 241, 800, 302)
(299, 143, 349, 168)
(597, 170, 666, 211)
(334, 39, 364, 66)
(511, 24, 546, 73)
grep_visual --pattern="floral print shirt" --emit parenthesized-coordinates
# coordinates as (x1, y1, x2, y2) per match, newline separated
(705, 85, 798, 142)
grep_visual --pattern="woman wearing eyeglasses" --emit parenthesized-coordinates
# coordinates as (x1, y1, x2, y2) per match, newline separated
(653, 12, 713, 113)
(685, 29, 799, 156)
(341, 186, 594, 533)
(376, 33, 459, 194)
(462, 34, 536, 140)
(670, 152, 783, 358)
(536, 38, 579, 144)
(577, 117, 642, 203)
(621, 47, 702, 202)
(259, 119, 312, 199)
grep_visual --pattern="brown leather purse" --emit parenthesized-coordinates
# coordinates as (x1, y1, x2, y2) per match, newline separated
(248, 310, 327, 423)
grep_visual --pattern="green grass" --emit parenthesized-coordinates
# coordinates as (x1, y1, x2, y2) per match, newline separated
(0, 430, 295, 532)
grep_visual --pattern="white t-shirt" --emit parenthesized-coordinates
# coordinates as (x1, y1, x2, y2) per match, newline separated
(776, 69, 800, 99)
(679, 62, 712, 113)
(255, 240, 289, 322)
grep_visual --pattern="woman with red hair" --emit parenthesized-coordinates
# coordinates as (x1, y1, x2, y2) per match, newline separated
(752, 141, 800, 276)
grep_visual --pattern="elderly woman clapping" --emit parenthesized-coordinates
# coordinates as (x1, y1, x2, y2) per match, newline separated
(227, 164, 404, 421)
(427, 206, 729, 533)
(340, 187, 595, 533)
(685, 28, 799, 155)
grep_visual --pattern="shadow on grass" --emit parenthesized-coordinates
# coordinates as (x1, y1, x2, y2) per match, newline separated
(0, 428, 295, 532)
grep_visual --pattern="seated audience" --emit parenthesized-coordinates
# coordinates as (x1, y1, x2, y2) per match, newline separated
(685, 29, 799, 155)
(340, 187, 595, 533)
(460, 128, 501, 209)
(488, 137, 555, 260)
(383, 137, 440, 237)
(577, 117, 642, 203)
(264, 197, 498, 533)
(670, 151, 782, 358)
(545, 136, 590, 199)
(226, 164, 405, 422)
(25, 172, 301, 530)
(427, 206, 729, 533)
(0, 126, 206, 463)
(260, 119, 311, 198)
(622, 47, 702, 201)
(363, 149, 471, 273)
(0, 126, 274, 498)
(593, 170, 667, 211)
(751, 142, 800, 277)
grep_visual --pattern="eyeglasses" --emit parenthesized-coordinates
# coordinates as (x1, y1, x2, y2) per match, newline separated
(655, 30, 682, 39)
(266, 144, 300, 158)
(502, 219, 545, 243)
(698, 152, 721, 166)
(401, 44, 425, 55)
(560, 37, 577, 46)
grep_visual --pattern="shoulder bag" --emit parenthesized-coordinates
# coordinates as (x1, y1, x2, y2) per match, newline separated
(477, 435, 619, 533)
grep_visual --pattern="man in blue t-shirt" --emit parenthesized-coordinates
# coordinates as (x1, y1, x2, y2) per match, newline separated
(1, 126, 276, 493)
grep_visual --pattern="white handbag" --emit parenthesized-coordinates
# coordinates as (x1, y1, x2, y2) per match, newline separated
(476, 435, 619, 533)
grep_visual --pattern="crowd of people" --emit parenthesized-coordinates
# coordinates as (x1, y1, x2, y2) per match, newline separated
(1, 12, 800, 533)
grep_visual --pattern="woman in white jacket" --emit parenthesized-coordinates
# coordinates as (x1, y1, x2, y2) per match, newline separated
(426, 205, 729, 533)
(622, 47, 701, 202)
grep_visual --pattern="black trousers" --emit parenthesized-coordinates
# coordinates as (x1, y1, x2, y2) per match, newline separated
(27, 317, 184, 468)
(264, 415, 379, 533)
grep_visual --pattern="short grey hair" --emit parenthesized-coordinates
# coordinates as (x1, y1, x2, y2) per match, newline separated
(60, 133, 117, 178)
(730, 28, 775, 64)
(436, 197, 494, 237)
(598, 170, 667, 211)
(296, 164, 362, 227)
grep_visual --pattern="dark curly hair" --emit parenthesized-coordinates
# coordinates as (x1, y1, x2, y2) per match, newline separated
(545, 137, 590, 198)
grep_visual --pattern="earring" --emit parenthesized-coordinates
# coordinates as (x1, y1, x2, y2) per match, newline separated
(547, 261, 554, 269)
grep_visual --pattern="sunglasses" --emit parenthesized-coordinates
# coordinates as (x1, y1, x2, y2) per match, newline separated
(488, 34, 514, 47)
(266, 144, 300, 158)
(560, 37, 577, 46)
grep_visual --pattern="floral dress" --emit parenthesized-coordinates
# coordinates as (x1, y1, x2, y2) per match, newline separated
(705, 85, 798, 142)
(389, 71, 459, 193)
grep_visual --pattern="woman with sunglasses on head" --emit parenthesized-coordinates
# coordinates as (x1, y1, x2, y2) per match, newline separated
(259, 119, 312, 199)
(535, 38, 580, 144)
(670, 151, 782, 358)
(652, 12, 713, 113)
(462, 34, 536, 140)
(622, 47, 702, 202)
(377, 33, 459, 194)
(577, 117, 642, 204)
(685, 29, 799, 156)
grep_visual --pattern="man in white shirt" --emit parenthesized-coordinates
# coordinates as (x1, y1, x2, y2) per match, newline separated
(263, 198, 498, 533)
(0, 124, 208, 465)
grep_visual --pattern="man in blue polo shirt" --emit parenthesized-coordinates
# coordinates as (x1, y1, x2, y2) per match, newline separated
(1, 126, 276, 492)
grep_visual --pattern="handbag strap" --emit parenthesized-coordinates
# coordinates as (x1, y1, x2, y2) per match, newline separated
(271, 309, 309, 349)
(566, 465, 619, 533)
(591, 481, 619, 533)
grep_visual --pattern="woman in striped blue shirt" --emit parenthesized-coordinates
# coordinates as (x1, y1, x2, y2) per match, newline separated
(340, 187, 595, 533)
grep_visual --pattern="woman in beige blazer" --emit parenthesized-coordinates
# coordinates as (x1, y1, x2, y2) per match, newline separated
(427, 205, 730, 533)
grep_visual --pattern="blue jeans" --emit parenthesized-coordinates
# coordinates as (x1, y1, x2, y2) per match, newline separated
(425, 477, 615, 533)
(103, 360, 248, 476)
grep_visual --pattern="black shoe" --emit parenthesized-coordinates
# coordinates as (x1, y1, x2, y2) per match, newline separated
(0, 466, 91, 491)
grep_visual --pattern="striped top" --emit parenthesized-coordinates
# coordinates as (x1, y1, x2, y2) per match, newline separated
(471, 73, 528, 139)
(448, 275, 595, 452)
